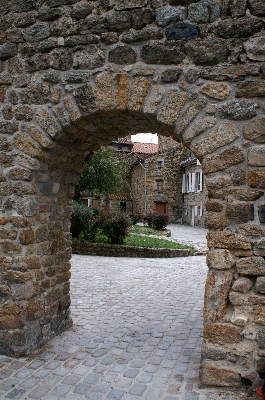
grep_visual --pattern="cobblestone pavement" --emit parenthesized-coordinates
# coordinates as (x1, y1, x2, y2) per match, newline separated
(0, 255, 251, 400)
(167, 225, 208, 253)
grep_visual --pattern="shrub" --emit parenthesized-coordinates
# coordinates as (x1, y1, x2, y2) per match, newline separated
(143, 213, 169, 231)
(129, 213, 142, 225)
(97, 210, 132, 244)
(70, 202, 97, 240)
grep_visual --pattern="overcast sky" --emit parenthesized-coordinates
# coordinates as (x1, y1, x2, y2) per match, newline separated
(131, 133, 158, 144)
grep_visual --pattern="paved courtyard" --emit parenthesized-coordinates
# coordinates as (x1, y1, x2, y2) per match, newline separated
(0, 249, 252, 400)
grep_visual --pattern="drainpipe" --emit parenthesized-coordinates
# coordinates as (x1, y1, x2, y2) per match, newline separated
(139, 161, 147, 215)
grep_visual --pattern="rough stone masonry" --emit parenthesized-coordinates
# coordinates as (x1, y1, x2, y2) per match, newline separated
(0, 0, 265, 390)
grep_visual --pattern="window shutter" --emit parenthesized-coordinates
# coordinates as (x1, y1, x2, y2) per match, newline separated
(194, 206, 198, 216)
(192, 173, 195, 192)
(199, 171, 203, 192)
(188, 173, 192, 192)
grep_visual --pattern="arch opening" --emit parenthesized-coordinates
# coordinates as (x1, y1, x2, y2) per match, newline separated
(0, 0, 265, 389)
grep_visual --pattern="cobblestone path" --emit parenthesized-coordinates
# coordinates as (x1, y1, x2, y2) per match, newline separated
(0, 255, 251, 399)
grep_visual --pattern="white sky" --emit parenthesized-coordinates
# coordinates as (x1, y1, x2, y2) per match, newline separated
(131, 133, 158, 144)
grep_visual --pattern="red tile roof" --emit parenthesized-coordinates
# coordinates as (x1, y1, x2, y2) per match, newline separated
(132, 142, 158, 154)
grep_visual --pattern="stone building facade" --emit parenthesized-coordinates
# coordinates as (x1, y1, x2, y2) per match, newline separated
(130, 136, 189, 222)
(181, 156, 207, 228)
(0, 0, 265, 390)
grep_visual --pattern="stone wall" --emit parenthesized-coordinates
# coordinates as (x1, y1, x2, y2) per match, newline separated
(0, 0, 264, 389)
(129, 136, 189, 221)
(72, 241, 192, 258)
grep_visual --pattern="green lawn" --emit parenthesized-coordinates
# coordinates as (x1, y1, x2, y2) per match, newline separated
(124, 234, 195, 251)
(130, 224, 171, 236)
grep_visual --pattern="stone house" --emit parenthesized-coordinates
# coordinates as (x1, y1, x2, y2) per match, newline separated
(181, 155, 207, 228)
(112, 136, 190, 222)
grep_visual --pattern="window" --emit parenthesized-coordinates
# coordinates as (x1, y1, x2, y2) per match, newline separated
(155, 179, 164, 192)
(157, 158, 164, 168)
(118, 145, 122, 150)
(195, 171, 203, 192)
(197, 206, 203, 216)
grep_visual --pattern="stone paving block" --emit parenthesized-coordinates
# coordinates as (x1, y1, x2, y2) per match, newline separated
(1, 378, 18, 391)
(0, 370, 12, 379)
(107, 389, 125, 400)
(129, 383, 147, 396)
(28, 385, 51, 399)
(123, 368, 139, 378)
(5, 388, 26, 399)
(62, 374, 81, 385)
(184, 392, 200, 400)
(73, 383, 90, 395)
(52, 384, 71, 396)
(33, 368, 50, 378)
(14, 369, 33, 378)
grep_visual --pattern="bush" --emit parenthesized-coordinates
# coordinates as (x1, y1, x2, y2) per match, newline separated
(143, 213, 169, 231)
(129, 213, 142, 225)
(97, 210, 132, 244)
(70, 202, 97, 240)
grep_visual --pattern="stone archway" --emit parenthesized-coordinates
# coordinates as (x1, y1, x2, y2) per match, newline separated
(0, 0, 265, 389)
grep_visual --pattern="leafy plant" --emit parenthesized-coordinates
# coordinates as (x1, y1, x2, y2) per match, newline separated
(97, 210, 132, 244)
(143, 213, 169, 231)
(74, 146, 130, 202)
(70, 202, 97, 240)
(129, 213, 142, 225)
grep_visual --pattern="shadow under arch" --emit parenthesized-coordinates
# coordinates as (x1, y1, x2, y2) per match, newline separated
(1, 72, 264, 389)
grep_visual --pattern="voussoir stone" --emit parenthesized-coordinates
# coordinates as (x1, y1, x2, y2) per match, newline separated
(202, 145, 245, 174)
(207, 249, 236, 270)
(114, 73, 130, 110)
(175, 96, 208, 140)
(201, 83, 230, 100)
(182, 114, 217, 145)
(157, 89, 188, 125)
(237, 256, 265, 275)
(204, 270, 233, 323)
(190, 122, 239, 158)
(248, 146, 265, 167)
(74, 84, 99, 115)
(143, 84, 165, 115)
(95, 72, 114, 111)
(128, 77, 151, 111)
